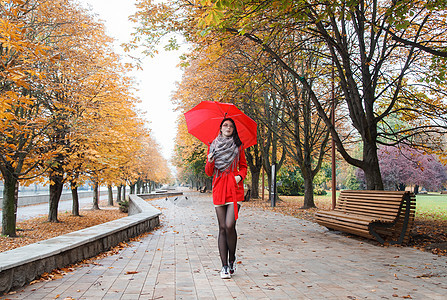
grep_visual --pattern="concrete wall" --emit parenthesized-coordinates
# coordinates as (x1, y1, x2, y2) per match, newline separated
(0, 194, 161, 294)
(0, 190, 179, 208)
(0, 191, 93, 208)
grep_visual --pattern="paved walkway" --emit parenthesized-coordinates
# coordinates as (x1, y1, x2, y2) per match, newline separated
(2, 190, 446, 299)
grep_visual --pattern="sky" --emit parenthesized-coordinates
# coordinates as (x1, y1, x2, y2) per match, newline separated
(77, 0, 185, 164)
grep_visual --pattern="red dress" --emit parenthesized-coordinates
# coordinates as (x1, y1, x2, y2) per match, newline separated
(205, 146, 247, 220)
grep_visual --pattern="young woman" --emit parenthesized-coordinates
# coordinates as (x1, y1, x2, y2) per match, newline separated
(205, 118, 247, 279)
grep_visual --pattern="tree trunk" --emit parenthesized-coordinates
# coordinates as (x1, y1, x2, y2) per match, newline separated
(302, 173, 316, 209)
(363, 167, 383, 190)
(48, 171, 64, 222)
(1, 175, 18, 237)
(136, 180, 142, 194)
(206, 177, 212, 191)
(71, 182, 79, 216)
(130, 183, 135, 194)
(92, 181, 100, 210)
(117, 185, 122, 202)
(363, 143, 384, 190)
(122, 185, 126, 201)
(108, 185, 113, 206)
(414, 185, 419, 194)
(397, 183, 406, 191)
(250, 169, 260, 199)
(245, 144, 262, 199)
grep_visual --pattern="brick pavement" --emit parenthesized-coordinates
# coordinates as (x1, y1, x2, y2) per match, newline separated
(2, 190, 446, 299)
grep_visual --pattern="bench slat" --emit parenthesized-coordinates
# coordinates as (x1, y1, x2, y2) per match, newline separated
(316, 213, 373, 224)
(336, 204, 401, 212)
(338, 198, 403, 205)
(334, 206, 400, 215)
(339, 196, 404, 202)
(316, 221, 373, 238)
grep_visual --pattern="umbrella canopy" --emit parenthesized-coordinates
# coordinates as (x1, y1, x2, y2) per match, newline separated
(184, 101, 257, 149)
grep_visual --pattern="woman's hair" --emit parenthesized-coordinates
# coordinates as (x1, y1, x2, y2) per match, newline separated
(220, 118, 242, 147)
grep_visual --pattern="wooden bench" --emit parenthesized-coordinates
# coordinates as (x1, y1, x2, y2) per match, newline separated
(315, 190, 416, 245)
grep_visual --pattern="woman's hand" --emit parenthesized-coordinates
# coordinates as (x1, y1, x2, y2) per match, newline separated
(235, 175, 242, 184)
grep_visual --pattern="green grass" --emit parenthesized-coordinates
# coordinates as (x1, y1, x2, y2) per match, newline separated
(415, 193, 447, 221)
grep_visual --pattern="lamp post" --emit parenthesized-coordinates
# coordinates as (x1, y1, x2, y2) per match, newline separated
(270, 164, 277, 207)
(331, 61, 336, 210)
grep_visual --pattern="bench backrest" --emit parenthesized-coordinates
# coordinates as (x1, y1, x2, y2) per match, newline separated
(335, 190, 411, 221)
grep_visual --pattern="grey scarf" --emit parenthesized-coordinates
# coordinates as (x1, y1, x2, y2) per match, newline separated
(209, 134, 239, 172)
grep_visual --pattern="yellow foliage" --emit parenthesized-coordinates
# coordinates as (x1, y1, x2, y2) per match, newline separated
(0, 0, 170, 188)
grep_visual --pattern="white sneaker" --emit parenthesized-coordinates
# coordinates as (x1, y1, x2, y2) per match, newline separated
(220, 266, 231, 279)
(229, 257, 237, 275)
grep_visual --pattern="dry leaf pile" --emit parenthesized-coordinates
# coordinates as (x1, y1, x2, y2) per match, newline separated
(0, 207, 126, 253)
(243, 196, 446, 256)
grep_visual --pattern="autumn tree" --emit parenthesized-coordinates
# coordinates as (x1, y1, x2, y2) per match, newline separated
(257, 57, 331, 208)
(170, 62, 214, 189)
(0, 0, 55, 236)
(170, 32, 329, 206)
(128, 1, 347, 208)
(25, 0, 144, 221)
(1, 0, 167, 230)
(36, 1, 118, 221)
(191, 0, 447, 191)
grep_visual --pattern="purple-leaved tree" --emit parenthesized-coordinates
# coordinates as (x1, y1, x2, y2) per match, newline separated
(358, 146, 447, 192)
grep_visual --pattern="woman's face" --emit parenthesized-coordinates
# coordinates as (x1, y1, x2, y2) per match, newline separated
(221, 120, 234, 137)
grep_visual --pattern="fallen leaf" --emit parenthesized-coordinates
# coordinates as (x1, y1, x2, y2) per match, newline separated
(125, 271, 138, 275)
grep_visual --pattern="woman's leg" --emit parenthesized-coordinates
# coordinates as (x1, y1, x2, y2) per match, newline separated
(215, 204, 240, 267)
(225, 203, 238, 263)
(215, 205, 230, 267)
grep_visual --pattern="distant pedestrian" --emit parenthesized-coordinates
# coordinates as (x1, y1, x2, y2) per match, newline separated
(205, 118, 247, 279)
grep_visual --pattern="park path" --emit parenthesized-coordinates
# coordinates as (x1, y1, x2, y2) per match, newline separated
(2, 189, 446, 299)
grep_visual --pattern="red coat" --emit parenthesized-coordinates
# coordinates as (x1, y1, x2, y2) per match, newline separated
(205, 146, 247, 219)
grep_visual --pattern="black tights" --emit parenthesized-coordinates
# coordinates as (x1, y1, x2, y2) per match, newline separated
(215, 203, 239, 267)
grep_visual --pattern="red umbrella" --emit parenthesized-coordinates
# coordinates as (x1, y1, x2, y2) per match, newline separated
(184, 101, 257, 149)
